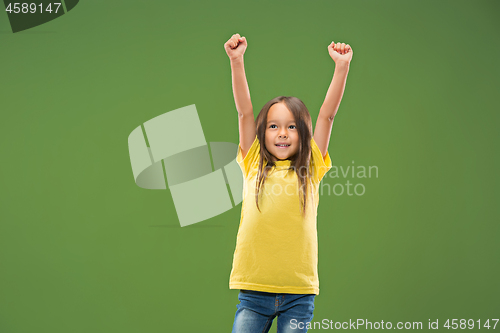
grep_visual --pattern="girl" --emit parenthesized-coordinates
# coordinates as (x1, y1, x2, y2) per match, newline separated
(224, 33, 353, 333)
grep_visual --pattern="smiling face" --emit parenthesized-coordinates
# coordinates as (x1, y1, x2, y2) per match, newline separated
(264, 102, 300, 161)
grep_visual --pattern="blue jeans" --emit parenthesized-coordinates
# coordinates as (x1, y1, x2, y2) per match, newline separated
(231, 289, 316, 333)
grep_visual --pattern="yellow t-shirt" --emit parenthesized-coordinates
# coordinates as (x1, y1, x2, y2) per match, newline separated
(229, 135, 332, 295)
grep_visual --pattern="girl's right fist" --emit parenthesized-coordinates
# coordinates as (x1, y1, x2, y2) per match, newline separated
(224, 33, 247, 60)
(328, 41, 353, 64)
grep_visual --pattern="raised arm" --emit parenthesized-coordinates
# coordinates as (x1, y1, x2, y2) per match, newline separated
(314, 41, 353, 158)
(224, 33, 256, 158)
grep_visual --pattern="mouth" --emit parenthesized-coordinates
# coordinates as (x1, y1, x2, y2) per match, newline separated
(275, 144, 290, 149)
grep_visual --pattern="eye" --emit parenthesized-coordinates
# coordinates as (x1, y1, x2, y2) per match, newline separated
(269, 124, 277, 129)
(289, 125, 296, 129)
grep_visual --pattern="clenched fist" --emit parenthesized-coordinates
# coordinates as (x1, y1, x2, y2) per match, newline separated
(328, 41, 353, 64)
(224, 33, 247, 61)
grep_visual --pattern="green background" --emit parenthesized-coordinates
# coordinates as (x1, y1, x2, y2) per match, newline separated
(1, 0, 499, 332)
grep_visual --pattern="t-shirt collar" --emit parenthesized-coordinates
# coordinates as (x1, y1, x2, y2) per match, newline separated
(274, 159, 292, 169)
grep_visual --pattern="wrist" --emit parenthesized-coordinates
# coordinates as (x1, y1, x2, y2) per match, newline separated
(334, 60, 350, 68)
(230, 56, 244, 65)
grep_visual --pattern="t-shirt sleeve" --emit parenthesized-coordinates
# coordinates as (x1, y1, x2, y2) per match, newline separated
(310, 137, 332, 183)
(236, 135, 260, 178)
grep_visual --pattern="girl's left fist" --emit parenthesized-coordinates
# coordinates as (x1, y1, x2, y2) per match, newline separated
(328, 41, 353, 64)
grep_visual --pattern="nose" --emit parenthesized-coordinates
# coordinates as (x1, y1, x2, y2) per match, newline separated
(278, 128, 288, 139)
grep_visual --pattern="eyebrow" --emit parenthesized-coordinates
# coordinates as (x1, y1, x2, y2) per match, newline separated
(266, 120, 296, 124)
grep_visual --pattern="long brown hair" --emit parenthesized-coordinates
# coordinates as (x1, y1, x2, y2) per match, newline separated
(254, 96, 313, 217)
